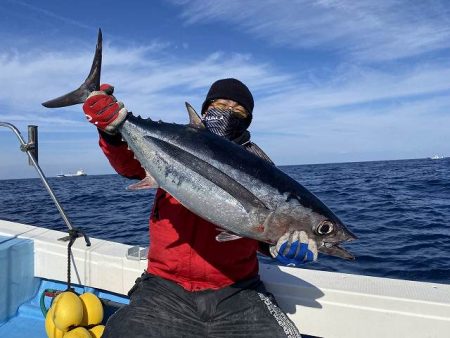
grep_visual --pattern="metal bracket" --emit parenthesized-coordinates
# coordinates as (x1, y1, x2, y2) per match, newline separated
(0, 121, 90, 247)
(126, 246, 148, 261)
(20, 142, 35, 152)
(58, 228, 91, 246)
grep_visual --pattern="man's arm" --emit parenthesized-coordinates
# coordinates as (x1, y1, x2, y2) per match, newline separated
(83, 84, 145, 180)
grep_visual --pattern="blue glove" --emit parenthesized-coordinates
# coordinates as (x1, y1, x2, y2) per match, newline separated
(270, 230, 318, 266)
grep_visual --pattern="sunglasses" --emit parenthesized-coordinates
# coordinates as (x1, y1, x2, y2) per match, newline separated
(205, 100, 249, 119)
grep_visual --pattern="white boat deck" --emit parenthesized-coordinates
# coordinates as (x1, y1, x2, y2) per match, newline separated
(0, 219, 449, 337)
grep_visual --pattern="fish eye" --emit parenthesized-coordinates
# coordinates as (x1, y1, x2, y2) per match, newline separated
(316, 220, 334, 235)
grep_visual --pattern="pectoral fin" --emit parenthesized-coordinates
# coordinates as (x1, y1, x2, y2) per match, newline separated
(216, 231, 243, 242)
(126, 172, 159, 190)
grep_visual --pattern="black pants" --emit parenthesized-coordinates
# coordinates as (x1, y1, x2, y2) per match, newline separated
(103, 272, 301, 338)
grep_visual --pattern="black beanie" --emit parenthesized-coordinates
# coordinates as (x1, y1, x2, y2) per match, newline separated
(201, 78, 254, 115)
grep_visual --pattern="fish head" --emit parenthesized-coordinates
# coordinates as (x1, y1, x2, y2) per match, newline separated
(270, 202, 357, 260)
(310, 217, 357, 260)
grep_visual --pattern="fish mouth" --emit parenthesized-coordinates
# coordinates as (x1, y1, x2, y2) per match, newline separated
(319, 227, 357, 260)
(319, 242, 355, 260)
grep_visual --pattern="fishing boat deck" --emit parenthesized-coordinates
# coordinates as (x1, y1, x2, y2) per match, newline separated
(0, 304, 44, 338)
(1, 220, 449, 337)
(0, 232, 129, 337)
(0, 278, 128, 338)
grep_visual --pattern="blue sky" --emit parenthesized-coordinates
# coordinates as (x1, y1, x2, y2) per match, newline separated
(1, 0, 449, 179)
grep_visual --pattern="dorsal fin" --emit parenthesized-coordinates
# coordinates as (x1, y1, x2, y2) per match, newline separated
(185, 102, 205, 129)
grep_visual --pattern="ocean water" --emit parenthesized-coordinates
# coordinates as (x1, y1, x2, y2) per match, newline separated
(1, 158, 449, 284)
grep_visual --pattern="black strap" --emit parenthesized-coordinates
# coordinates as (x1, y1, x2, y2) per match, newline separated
(151, 189, 167, 220)
(60, 228, 91, 291)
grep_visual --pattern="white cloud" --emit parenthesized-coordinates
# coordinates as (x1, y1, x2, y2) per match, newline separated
(254, 62, 450, 124)
(0, 43, 293, 130)
(1, 32, 449, 177)
(3, 41, 449, 129)
(169, 0, 450, 62)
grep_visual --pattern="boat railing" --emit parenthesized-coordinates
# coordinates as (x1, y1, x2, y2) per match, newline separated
(0, 122, 90, 246)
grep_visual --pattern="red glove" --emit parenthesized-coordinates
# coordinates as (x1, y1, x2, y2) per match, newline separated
(83, 84, 128, 134)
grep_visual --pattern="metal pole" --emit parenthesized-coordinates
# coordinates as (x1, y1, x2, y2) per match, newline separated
(27, 125, 38, 165)
(0, 122, 74, 231)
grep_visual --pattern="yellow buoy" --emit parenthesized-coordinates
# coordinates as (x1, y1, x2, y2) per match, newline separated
(63, 327, 92, 338)
(45, 306, 64, 338)
(52, 291, 84, 331)
(79, 292, 104, 326)
(88, 324, 105, 338)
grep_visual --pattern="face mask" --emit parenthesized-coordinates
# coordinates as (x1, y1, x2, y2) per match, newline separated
(202, 107, 249, 140)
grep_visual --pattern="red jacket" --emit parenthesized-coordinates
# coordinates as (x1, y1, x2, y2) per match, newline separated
(99, 135, 260, 291)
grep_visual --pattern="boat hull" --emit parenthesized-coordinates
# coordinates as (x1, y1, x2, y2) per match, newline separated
(1, 220, 449, 338)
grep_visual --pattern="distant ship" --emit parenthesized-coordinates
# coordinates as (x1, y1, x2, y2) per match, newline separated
(56, 169, 87, 177)
(429, 155, 445, 160)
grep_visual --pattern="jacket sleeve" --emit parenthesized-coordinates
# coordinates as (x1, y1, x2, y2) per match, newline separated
(98, 130, 146, 180)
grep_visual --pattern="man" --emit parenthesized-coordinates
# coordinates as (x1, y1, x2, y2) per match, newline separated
(83, 78, 317, 337)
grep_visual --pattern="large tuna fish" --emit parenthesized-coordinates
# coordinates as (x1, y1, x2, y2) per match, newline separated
(43, 30, 357, 260)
